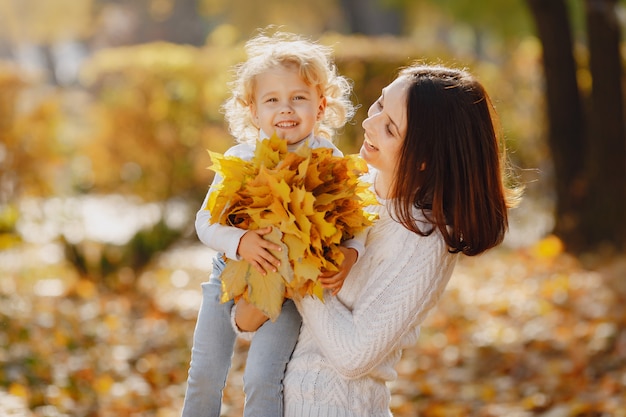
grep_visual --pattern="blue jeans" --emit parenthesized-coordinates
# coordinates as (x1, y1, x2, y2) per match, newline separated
(181, 255, 302, 417)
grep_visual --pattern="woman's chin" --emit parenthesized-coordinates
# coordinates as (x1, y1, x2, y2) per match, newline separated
(360, 145, 374, 164)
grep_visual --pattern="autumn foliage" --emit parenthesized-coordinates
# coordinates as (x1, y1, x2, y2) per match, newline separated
(2, 21, 625, 416)
(205, 135, 377, 319)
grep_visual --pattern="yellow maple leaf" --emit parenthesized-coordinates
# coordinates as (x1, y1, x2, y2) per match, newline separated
(276, 151, 308, 184)
(220, 256, 251, 303)
(310, 211, 340, 243)
(324, 245, 345, 271)
(303, 158, 324, 190)
(254, 133, 287, 167)
(261, 194, 289, 221)
(292, 276, 325, 300)
(207, 151, 253, 183)
(246, 185, 273, 207)
(298, 250, 324, 277)
(288, 186, 315, 238)
(282, 233, 310, 268)
(206, 151, 257, 224)
(221, 227, 292, 320)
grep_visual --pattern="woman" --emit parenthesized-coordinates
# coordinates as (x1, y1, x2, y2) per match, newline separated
(235, 63, 521, 416)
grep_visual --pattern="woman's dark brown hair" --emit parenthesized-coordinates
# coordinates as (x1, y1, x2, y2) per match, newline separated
(389, 64, 519, 256)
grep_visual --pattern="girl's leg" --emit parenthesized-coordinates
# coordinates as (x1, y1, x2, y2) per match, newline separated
(242, 299, 302, 417)
(182, 259, 236, 417)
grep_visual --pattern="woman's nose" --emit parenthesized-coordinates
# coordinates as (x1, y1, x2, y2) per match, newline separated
(362, 115, 372, 130)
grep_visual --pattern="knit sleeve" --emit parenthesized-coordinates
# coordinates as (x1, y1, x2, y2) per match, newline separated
(294, 221, 457, 379)
(339, 228, 367, 262)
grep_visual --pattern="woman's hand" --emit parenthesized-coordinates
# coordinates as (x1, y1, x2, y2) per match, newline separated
(237, 227, 282, 275)
(318, 247, 358, 296)
(235, 298, 270, 332)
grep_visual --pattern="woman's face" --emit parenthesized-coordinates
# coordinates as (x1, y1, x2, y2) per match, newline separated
(360, 75, 410, 175)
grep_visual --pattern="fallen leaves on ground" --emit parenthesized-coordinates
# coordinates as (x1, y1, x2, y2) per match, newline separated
(1, 236, 625, 416)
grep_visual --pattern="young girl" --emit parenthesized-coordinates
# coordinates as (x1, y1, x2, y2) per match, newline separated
(181, 31, 360, 417)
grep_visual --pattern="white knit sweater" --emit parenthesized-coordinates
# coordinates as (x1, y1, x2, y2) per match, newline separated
(284, 195, 457, 417)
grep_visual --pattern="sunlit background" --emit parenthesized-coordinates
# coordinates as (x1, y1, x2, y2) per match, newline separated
(1, 0, 625, 416)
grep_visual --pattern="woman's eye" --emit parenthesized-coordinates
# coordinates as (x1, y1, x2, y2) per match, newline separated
(386, 124, 393, 135)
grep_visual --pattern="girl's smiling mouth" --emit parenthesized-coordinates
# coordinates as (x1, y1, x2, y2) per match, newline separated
(276, 121, 298, 128)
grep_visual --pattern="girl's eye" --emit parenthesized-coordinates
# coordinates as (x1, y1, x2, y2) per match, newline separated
(265, 97, 278, 103)
(294, 95, 307, 101)
(386, 124, 393, 135)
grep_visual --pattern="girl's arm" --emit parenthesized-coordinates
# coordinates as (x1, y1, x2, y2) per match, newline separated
(195, 178, 246, 260)
(195, 144, 281, 270)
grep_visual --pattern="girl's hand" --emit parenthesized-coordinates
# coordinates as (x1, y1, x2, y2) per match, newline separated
(237, 227, 282, 275)
(318, 247, 357, 296)
(235, 298, 269, 332)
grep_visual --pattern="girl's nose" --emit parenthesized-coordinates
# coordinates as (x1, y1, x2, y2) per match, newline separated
(280, 103, 294, 113)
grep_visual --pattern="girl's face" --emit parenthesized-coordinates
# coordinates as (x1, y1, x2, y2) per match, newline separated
(360, 75, 409, 175)
(250, 64, 326, 145)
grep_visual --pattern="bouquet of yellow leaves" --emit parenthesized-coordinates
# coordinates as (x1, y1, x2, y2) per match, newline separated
(205, 134, 378, 320)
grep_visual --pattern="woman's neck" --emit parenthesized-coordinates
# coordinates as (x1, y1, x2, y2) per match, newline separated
(374, 170, 394, 200)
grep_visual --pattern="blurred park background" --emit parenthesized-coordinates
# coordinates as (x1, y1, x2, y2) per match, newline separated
(1, 0, 626, 416)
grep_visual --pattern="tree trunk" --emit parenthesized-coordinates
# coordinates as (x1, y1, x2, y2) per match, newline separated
(581, 0, 626, 251)
(526, 0, 587, 250)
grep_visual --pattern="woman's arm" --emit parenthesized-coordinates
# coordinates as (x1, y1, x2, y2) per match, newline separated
(317, 246, 358, 295)
(296, 227, 457, 379)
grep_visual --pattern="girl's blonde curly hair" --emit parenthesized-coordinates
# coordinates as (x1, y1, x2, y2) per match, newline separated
(222, 31, 355, 144)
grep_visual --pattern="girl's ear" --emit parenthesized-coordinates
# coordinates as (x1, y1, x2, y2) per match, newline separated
(317, 96, 327, 121)
(250, 103, 259, 127)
